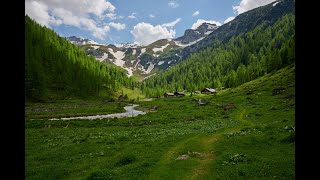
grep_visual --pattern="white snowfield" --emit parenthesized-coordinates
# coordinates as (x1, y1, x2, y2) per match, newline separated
(124, 67, 133, 77)
(158, 61, 164, 65)
(141, 48, 146, 54)
(205, 31, 213, 35)
(91, 45, 100, 50)
(108, 48, 125, 67)
(145, 62, 154, 74)
(152, 43, 170, 53)
(174, 37, 205, 48)
(87, 40, 99, 45)
(96, 53, 108, 62)
(273, 2, 279, 6)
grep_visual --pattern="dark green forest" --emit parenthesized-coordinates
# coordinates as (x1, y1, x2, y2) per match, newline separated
(142, 13, 295, 97)
(25, 16, 136, 102)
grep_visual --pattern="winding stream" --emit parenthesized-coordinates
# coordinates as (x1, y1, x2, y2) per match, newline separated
(49, 104, 146, 120)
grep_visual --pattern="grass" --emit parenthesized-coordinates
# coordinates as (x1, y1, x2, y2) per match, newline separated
(25, 65, 295, 179)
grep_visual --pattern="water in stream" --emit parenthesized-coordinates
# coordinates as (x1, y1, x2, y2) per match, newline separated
(49, 104, 146, 120)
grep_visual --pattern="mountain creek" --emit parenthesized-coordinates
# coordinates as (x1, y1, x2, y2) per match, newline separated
(49, 104, 146, 120)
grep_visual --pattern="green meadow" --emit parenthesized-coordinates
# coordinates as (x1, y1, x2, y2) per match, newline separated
(25, 65, 295, 179)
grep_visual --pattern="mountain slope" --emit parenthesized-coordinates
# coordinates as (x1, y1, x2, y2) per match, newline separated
(25, 16, 135, 102)
(142, 10, 295, 97)
(174, 22, 218, 44)
(66, 22, 219, 79)
(65, 0, 294, 82)
(178, 0, 295, 60)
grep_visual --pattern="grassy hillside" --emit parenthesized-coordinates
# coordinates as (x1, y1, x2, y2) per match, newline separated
(26, 64, 294, 179)
(25, 15, 135, 102)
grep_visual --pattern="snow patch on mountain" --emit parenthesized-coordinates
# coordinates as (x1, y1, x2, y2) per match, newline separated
(124, 67, 133, 76)
(145, 62, 154, 74)
(91, 45, 100, 50)
(273, 2, 279, 6)
(153, 43, 170, 53)
(87, 40, 99, 45)
(174, 37, 205, 47)
(205, 31, 213, 35)
(158, 61, 164, 65)
(108, 48, 125, 67)
(141, 48, 146, 54)
(96, 53, 108, 62)
(132, 49, 136, 55)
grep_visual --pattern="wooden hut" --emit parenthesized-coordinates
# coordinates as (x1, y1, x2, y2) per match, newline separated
(164, 92, 175, 98)
(174, 92, 185, 97)
(201, 88, 216, 94)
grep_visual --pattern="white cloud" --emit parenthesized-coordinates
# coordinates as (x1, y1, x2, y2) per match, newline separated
(25, 1, 62, 27)
(162, 18, 181, 27)
(191, 19, 222, 30)
(149, 14, 155, 18)
(109, 22, 126, 30)
(52, 8, 110, 39)
(105, 13, 117, 20)
(128, 13, 136, 19)
(131, 22, 176, 45)
(168, 1, 179, 8)
(192, 11, 200, 17)
(25, 0, 117, 40)
(233, 0, 277, 15)
(224, 16, 235, 24)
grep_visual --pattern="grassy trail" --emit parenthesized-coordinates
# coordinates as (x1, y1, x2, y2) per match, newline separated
(148, 108, 255, 179)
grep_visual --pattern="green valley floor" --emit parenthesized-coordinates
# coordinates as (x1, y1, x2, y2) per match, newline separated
(25, 65, 295, 179)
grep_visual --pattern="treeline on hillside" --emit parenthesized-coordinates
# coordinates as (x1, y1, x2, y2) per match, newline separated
(142, 13, 295, 97)
(25, 16, 135, 102)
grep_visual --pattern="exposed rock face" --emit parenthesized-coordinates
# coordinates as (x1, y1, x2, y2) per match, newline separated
(175, 23, 218, 44)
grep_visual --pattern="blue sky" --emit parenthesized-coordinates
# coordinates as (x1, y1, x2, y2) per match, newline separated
(25, 0, 277, 45)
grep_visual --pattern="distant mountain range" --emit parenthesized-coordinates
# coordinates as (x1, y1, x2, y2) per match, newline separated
(66, 0, 293, 80)
(66, 21, 218, 79)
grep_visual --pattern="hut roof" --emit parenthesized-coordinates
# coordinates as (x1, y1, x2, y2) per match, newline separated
(174, 92, 185, 95)
(202, 88, 216, 93)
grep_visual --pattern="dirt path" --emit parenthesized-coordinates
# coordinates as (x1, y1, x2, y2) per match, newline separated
(147, 108, 255, 179)
(188, 109, 256, 179)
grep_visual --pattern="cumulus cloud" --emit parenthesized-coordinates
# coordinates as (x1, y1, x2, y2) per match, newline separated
(108, 22, 126, 30)
(128, 13, 137, 19)
(25, 1, 62, 27)
(131, 22, 176, 45)
(191, 19, 222, 30)
(233, 0, 277, 15)
(162, 18, 181, 27)
(25, 0, 117, 40)
(149, 14, 155, 18)
(224, 16, 235, 24)
(105, 13, 124, 20)
(192, 11, 200, 17)
(168, 1, 179, 8)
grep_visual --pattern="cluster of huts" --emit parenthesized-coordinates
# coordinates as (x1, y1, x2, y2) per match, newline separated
(163, 88, 217, 98)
